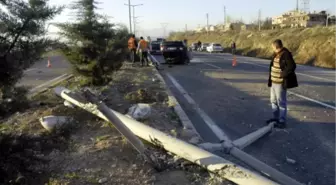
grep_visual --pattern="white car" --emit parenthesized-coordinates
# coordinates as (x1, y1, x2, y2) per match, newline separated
(206, 43, 224, 53)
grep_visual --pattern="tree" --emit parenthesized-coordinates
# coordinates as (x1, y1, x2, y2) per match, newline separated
(57, 0, 129, 85)
(0, 0, 62, 92)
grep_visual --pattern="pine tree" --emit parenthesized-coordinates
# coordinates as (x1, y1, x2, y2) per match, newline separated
(0, 0, 63, 93)
(57, 0, 129, 85)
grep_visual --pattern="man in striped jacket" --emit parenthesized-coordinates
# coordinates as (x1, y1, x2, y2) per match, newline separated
(267, 39, 298, 128)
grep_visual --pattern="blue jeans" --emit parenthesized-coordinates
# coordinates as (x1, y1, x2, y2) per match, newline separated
(270, 83, 287, 122)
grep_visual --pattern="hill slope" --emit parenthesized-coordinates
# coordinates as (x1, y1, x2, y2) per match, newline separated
(169, 27, 336, 69)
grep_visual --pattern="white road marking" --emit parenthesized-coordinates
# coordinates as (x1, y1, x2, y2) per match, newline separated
(25, 68, 37, 72)
(288, 91, 336, 110)
(242, 61, 335, 83)
(166, 73, 231, 142)
(204, 63, 221, 69)
(203, 62, 336, 110)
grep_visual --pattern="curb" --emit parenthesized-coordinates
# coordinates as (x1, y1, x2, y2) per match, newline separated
(149, 54, 203, 141)
(28, 74, 74, 98)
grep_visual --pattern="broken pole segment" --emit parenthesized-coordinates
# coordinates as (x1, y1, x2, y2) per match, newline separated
(232, 122, 274, 149)
(54, 86, 278, 185)
(82, 89, 162, 171)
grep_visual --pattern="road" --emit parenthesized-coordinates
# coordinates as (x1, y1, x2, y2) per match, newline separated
(154, 52, 335, 185)
(18, 55, 71, 92)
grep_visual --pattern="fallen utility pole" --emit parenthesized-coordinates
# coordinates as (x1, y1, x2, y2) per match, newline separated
(82, 89, 161, 171)
(54, 86, 278, 185)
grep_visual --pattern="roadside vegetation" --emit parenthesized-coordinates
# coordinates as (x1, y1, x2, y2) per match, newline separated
(169, 26, 336, 69)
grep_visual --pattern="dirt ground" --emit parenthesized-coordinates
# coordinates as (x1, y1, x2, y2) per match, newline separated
(0, 62, 234, 185)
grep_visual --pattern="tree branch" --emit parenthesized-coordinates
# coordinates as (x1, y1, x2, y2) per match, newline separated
(5, 18, 31, 56)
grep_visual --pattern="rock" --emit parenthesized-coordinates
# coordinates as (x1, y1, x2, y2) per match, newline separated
(127, 103, 151, 120)
(39, 115, 73, 131)
(286, 157, 296, 164)
(98, 178, 108, 184)
(111, 164, 117, 168)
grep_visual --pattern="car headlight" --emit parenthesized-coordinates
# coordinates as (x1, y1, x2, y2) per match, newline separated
(179, 47, 183, 50)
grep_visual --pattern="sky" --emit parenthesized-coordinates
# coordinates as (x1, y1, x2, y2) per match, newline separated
(49, 0, 336, 37)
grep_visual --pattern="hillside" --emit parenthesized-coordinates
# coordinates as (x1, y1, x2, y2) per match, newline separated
(169, 26, 336, 69)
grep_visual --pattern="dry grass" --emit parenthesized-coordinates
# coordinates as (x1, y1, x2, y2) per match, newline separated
(170, 26, 336, 68)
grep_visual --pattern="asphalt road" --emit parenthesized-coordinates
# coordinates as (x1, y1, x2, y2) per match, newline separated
(153, 52, 335, 185)
(17, 55, 71, 90)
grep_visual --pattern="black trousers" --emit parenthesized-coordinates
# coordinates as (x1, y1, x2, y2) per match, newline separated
(140, 51, 149, 65)
(129, 48, 136, 63)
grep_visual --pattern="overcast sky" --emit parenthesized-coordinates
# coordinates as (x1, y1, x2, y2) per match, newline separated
(48, 0, 336, 37)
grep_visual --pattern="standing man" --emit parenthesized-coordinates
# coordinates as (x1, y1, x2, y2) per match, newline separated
(267, 39, 298, 128)
(137, 36, 149, 66)
(231, 41, 236, 55)
(128, 34, 137, 64)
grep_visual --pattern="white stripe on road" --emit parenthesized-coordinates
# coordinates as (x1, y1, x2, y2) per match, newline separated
(288, 91, 336, 110)
(25, 68, 37, 72)
(203, 62, 336, 110)
(242, 61, 335, 83)
(166, 73, 231, 142)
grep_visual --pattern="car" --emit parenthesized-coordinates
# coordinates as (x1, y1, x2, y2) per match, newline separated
(206, 43, 224, 53)
(160, 41, 189, 64)
(190, 43, 198, 51)
(199, 43, 210, 51)
(149, 41, 161, 55)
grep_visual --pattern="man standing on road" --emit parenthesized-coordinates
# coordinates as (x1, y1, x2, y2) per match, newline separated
(128, 34, 137, 64)
(267, 39, 298, 128)
(231, 41, 236, 55)
(137, 36, 149, 67)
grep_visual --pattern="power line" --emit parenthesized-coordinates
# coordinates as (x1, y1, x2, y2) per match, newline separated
(161, 23, 169, 38)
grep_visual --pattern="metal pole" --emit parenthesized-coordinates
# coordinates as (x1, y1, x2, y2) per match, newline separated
(54, 86, 279, 185)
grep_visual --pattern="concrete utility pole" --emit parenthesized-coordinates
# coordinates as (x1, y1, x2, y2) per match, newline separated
(206, 13, 209, 35)
(326, 14, 332, 27)
(224, 6, 226, 25)
(161, 23, 169, 38)
(124, 1, 143, 34)
(127, 0, 132, 33)
(258, 9, 261, 31)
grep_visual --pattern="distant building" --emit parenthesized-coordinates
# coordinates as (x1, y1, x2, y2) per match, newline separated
(272, 10, 329, 28)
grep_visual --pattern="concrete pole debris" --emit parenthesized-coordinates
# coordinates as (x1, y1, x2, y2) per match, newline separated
(54, 86, 279, 185)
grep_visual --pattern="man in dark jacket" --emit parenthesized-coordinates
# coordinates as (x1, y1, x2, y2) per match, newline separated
(267, 39, 298, 128)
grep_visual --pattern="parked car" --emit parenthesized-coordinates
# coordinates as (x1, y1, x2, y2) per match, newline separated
(160, 41, 189, 64)
(206, 43, 224, 53)
(199, 43, 209, 51)
(190, 43, 198, 51)
(149, 41, 161, 55)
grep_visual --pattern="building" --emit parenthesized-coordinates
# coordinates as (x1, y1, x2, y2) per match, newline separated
(272, 10, 329, 28)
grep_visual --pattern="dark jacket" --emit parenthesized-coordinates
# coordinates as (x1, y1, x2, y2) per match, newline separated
(268, 47, 298, 89)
